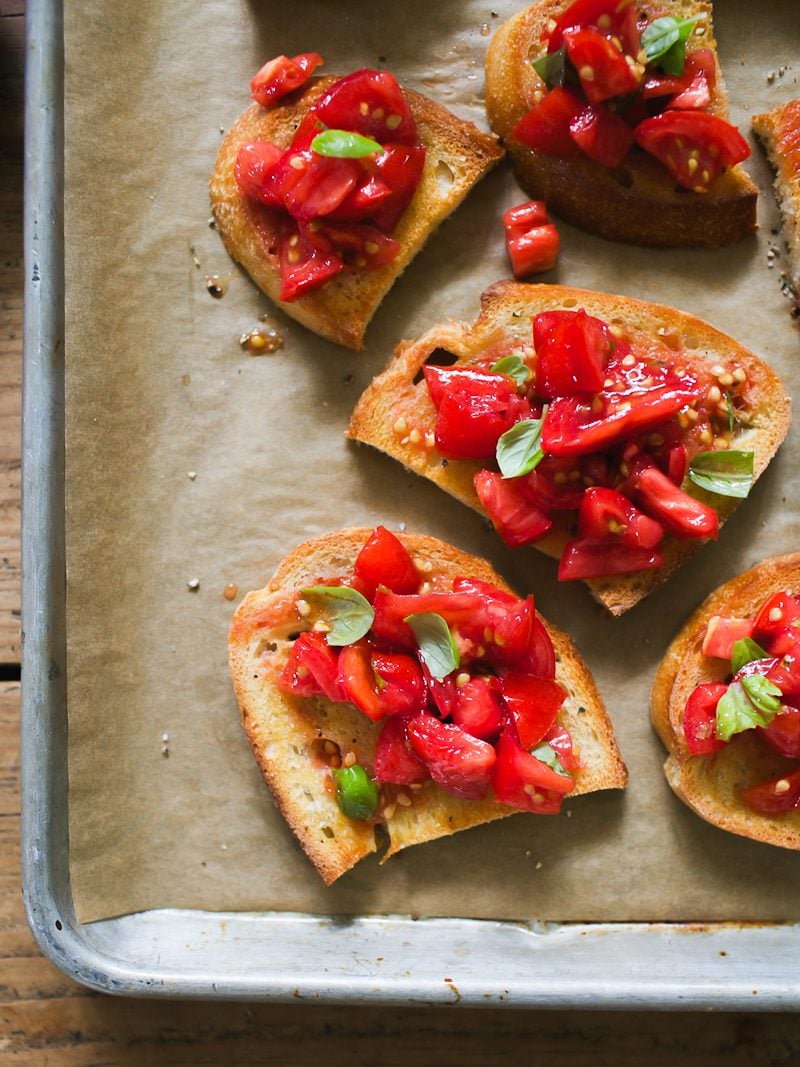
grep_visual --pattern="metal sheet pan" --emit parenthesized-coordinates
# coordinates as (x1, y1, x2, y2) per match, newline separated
(20, 0, 800, 1007)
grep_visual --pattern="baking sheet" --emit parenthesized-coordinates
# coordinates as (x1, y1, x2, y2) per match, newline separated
(64, 0, 800, 924)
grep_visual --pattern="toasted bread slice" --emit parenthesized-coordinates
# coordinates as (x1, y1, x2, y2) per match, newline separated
(347, 281, 791, 615)
(210, 76, 503, 350)
(753, 98, 800, 302)
(652, 554, 800, 849)
(228, 528, 627, 884)
(484, 0, 758, 247)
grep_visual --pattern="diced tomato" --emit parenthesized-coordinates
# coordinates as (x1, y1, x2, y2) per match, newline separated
(312, 68, 418, 146)
(371, 650, 427, 716)
(682, 682, 727, 755)
(371, 589, 478, 648)
(250, 52, 324, 107)
(491, 731, 574, 813)
(369, 144, 427, 231)
(767, 646, 800, 706)
(666, 441, 688, 485)
(513, 87, 583, 156)
(282, 154, 363, 221)
(337, 641, 382, 721)
(634, 111, 751, 192)
(318, 220, 400, 270)
(474, 469, 553, 548)
(547, 0, 635, 51)
(701, 616, 755, 660)
(558, 538, 663, 580)
(234, 141, 283, 201)
(373, 715, 431, 785)
(760, 706, 800, 761)
(563, 27, 641, 103)
(407, 714, 496, 799)
(519, 457, 586, 512)
(667, 49, 716, 110)
(569, 103, 635, 168)
(505, 223, 560, 277)
(504, 201, 550, 231)
(631, 464, 719, 541)
(499, 673, 566, 749)
(353, 526, 420, 596)
(423, 666, 459, 719)
(740, 768, 800, 816)
(278, 631, 344, 702)
(543, 721, 580, 775)
(578, 487, 664, 549)
(514, 615, 558, 680)
(289, 112, 327, 150)
(278, 224, 343, 301)
(451, 677, 504, 742)
(423, 365, 518, 409)
(434, 389, 532, 461)
(753, 592, 800, 657)
(533, 309, 612, 397)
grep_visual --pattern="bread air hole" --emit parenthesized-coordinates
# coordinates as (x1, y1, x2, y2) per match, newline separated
(413, 347, 459, 385)
(435, 160, 455, 196)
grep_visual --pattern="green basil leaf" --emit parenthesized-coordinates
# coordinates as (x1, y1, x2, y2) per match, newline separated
(311, 129, 383, 158)
(334, 765, 379, 821)
(642, 16, 697, 74)
(491, 354, 531, 389)
(531, 46, 566, 88)
(731, 637, 770, 674)
(716, 681, 773, 742)
(300, 586, 374, 646)
(531, 741, 571, 778)
(741, 674, 782, 717)
(497, 412, 546, 478)
(688, 450, 754, 499)
(725, 391, 736, 434)
(405, 612, 459, 681)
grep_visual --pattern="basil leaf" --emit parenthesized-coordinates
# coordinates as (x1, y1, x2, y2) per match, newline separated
(741, 674, 782, 718)
(311, 129, 383, 158)
(688, 450, 754, 499)
(531, 46, 566, 88)
(334, 765, 379, 821)
(497, 412, 546, 479)
(491, 354, 531, 389)
(716, 681, 773, 741)
(300, 586, 374, 646)
(531, 741, 571, 778)
(731, 637, 770, 674)
(405, 612, 459, 681)
(642, 16, 697, 75)
(725, 391, 736, 434)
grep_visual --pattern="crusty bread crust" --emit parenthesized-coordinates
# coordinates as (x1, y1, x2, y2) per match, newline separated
(651, 554, 800, 849)
(346, 281, 791, 615)
(228, 528, 627, 884)
(753, 98, 800, 300)
(210, 77, 504, 350)
(484, 0, 758, 247)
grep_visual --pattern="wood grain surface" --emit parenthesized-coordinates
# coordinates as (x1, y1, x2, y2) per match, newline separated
(4, 2, 800, 1062)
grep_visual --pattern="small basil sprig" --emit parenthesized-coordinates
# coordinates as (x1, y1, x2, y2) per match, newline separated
(731, 637, 770, 674)
(405, 612, 459, 681)
(531, 46, 566, 88)
(311, 129, 383, 158)
(491, 353, 531, 389)
(300, 586, 374, 646)
(334, 765, 379, 820)
(642, 16, 697, 75)
(497, 411, 547, 479)
(688, 450, 754, 499)
(715, 679, 780, 741)
(531, 741, 571, 778)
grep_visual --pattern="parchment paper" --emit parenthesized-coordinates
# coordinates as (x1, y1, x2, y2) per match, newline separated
(65, 0, 800, 923)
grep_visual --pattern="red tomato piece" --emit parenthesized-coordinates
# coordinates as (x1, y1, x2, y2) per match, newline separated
(740, 768, 800, 816)
(474, 469, 553, 548)
(518, 457, 586, 512)
(547, 0, 637, 52)
(513, 87, 583, 156)
(563, 27, 641, 103)
(491, 731, 574, 813)
(423, 365, 518, 409)
(312, 68, 418, 146)
(558, 537, 664, 580)
(278, 224, 344, 302)
(632, 464, 719, 541)
(499, 673, 566, 749)
(667, 49, 716, 110)
(423, 666, 459, 719)
(682, 682, 728, 755)
(250, 52, 324, 107)
(505, 224, 560, 278)
(543, 721, 580, 775)
(280, 153, 363, 221)
(760, 706, 800, 761)
(701, 616, 755, 660)
(353, 526, 420, 596)
(371, 589, 479, 648)
(234, 142, 283, 201)
(634, 111, 750, 192)
(569, 103, 635, 168)
(767, 645, 800, 706)
(290, 112, 327, 150)
(578, 487, 665, 549)
(533, 308, 612, 396)
(434, 389, 531, 461)
(504, 201, 550, 231)
(373, 715, 431, 785)
(407, 714, 496, 799)
(369, 144, 427, 232)
(753, 592, 800, 657)
(451, 677, 504, 742)
(337, 641, 382, 721)
(318, 221, 400, 270)
(372, 650, 427, 716)
(278, 631, 344, 702)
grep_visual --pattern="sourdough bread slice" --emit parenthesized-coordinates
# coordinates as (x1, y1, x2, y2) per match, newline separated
(484, 0, 757, 247)
(210, 76, 503, 350)
(753, 98, 800, 303)
(651, 554, 800, 849)
(228, 528, 627, 885)
(347, 281, 791, 615)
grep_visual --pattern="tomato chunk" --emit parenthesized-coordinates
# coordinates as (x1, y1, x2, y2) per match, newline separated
(513, 87, 583, 156)
(353, 526, 420, 596)
(533, 309, 612, 396)
(424, 365, 517, 409)
(760, 706, 800, 761)
(491, 731, 574, 813)
(434, 390, 531, 461)
(278, 224, 343, 302)
(474, 470, 553, 548)
(558, 538, 663, 580)
(682, 682, 727, 755)
(312, 68, 418, 146)
(278, 631, 344, 702)
(578, 486, 665, 549)
(668, 49, 716, 110)
(547, 0, 637, 52)
(701, 616, 755, 660)
(569, 103, 635, 168)
(372, 651, 427, 717)
(740, 768, 800, 816)
(374, 715, 431, 785)
(631, 464, 719, 541)
(408, 714, 496, 799)
(505, 222, 560, 277)
(234, 141, 283, 201)
(250, 52, 324, 107)
(337, 641, 382, 721)
(499, 673, 566, 749)
(563, 27, 641, 103)
(451, 677, 504, 742)
(753, 592, 800, 657)
(634, 111, 750, 192)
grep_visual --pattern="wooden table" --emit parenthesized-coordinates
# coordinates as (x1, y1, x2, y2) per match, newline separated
(4, 5, 800, 1062)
